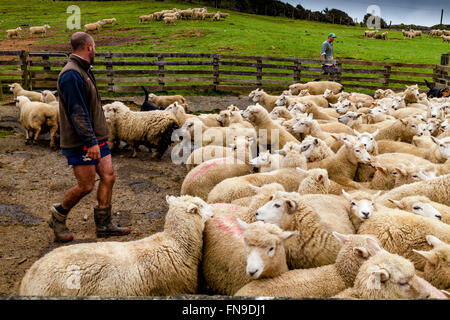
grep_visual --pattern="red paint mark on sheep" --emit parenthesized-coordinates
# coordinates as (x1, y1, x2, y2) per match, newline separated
(215, 216, 244, 238)
(186, 157, 231, 186)
(211, 203, 243, 211)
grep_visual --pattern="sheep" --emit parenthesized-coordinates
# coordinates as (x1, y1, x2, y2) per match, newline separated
(147, 92, 187, 109)
(289, 81, 343, 96)
(102, 101, 179, 158)
(242, 104, 299, 151)
(216, 109, 253, 129)
(219, 12, 229, 18)
(299, 135, 334, 162)
(334, 250, 445, 299)
(338, 111, 397, 134)
(164, 102, 195, 126)
(291, 102, 338, 121)
(30, 24, 50, 37)
(180, 9, 194, 19)
(248, 89, 279, 112)
(343, 190, 450, 270)
(202, 218, 297, 296)
(364, 30, 377, 38)
(19, 195, 213, 296)
(163, 16, 176, 25)
(6, 27, 22, 39)
(308, 135, 373, 189)
(101, 18, 116, 25)
(292, 114, 335, 146)
(180, 137, 254, 200)
(413, 235, 450, 290)
(442, 35, 450, 43)
(269, 106, 293, 121)
(249, 151, 283, 172)
(213, 12, 221, 21)
(373, 117, 424, 143)
(403, 85, 420, 104)
(207, 168, 308, 204)
(185, 145, 234, 171)
(84, 22, 101, 33)
(378, 174, 450, 206)
(139, 14, 154, 23)
(297, 168, 330, 195)
(9, 83, 42, 101)
(277, 92, 330, 109)
(235, 233, 382, 298)
(387, 196, 446, 222)
(366, 163, 433, 190)
(255, 191, 344, 268)
(429, 136, 450, 163)
(14, 96, 58, 148)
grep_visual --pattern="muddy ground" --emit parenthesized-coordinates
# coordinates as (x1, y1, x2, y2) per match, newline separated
(0, 94, 251, 296)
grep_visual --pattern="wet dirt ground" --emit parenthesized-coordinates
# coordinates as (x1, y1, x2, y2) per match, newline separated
(0, 94, 252, 296)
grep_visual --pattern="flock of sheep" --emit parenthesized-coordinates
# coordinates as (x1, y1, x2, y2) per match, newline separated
(364, 28, 450, 42)
(9, 77, 450, 299)
(139, 7, 229, 25)
(6, 24, 51, 38)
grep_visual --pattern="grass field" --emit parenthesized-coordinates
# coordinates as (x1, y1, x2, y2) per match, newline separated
(0, 0, 449, 64)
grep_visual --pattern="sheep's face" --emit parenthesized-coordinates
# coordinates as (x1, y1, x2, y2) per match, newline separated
(252, 90, 264, 103)
(14, 95, 30, 107)
(292, 115, 313, 133)
(393, 166, 432, 187)
(428, 104, 444, 119)
(354, 129, 378, 154)
(408, 201, 442, 221)
(432, 137, 450, 160)
(249, 151, 271, 168)
(102, 103, 127, 119)
(9, 83, 20, 92)
(269, 108, 281, 120)
(216, 110, 230, 126)
(347, 141, 372, 164)
(440, 119, 449, 133)
(299, 136, 320, 160)
(255, 192, 297, 227)
(356, 253, 432, 299)
(374, 89, 384, 99)
(391, 97, 404, 110)
(167, 196, 213, 222)
(336, 100, 352, 114)
(275, 94, 287, 106)
(338, 111, 360, 125)
(298, 89, 309, 97)
(248, 89, 259, 99)
(242, 105, 265, 123)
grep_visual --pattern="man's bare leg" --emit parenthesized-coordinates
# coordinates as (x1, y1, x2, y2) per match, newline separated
(95, 154, 115, 209)
(61, 164, 96, 210)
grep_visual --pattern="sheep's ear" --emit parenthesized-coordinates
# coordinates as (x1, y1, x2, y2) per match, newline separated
(426, 235, 444, 248)
(413, 249, 438, 266)
(372, 191, 382, 200)
(353, 246, 370, 258)
(372, 129, 379, 138)
(365, 237, 382, 256)
(237, 218, 248, 230)
(317, 174, 324, 182)
(248, 184, 260, 193)
(296, 167, 307, 174)
(342, 189, 351, 201)
(400, 119, 408, 126)
(441, 290, 450, 299)
(330, 134, 339, 141)
(332, 231, 351, 244)
(313, 138, 319, 145)
(387, 199, 404, 209)
(307, 113, 313, 120)
(430, 136, 440, 145)
(285, 199, 297, 214)
(368, 267, 390, 287)
(281, 230, 299, 241)
(165, 195, 176, 205)
(187, 203, 199, 215)
(375, 166, 386, 174)
(353, 129, 361, 137)
(355, 113, 363, 119)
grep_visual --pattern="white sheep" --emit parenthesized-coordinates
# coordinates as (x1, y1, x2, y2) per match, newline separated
(9, 83, 42, 101)
(6, 27, 22, 39)
(30, 24, 50, 37)
(14, 96, 58, 148)
(19, 195, 213, 296)
(84, 22, 101, 33)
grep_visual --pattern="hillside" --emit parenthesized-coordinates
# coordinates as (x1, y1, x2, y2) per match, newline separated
(0, 0, 448, 64)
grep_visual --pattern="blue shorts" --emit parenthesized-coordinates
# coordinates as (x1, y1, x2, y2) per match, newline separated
(62, 141, 111, 166)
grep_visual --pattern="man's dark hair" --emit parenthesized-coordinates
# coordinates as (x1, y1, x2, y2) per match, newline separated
(70, 32, 94, 51)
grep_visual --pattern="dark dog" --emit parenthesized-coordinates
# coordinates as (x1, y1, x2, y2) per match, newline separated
(424, 79, 450, 98)
(140, 86, 161, 111)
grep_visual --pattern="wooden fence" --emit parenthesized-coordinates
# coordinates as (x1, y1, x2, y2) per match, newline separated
(0, 50, 449, 96)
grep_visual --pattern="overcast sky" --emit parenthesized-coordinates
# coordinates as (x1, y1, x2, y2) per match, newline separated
(285, 0, 449, 26)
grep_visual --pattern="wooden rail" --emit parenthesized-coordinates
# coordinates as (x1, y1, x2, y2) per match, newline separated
(0, 51, 449, 95)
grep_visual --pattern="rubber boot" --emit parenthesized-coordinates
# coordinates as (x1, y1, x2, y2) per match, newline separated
(47, 205, 74, 242)
(94, 206, 130, 238)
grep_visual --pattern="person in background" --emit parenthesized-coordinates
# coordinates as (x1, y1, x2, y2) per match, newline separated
(321, 33, 338, 76)
(48, 31, 130, 242)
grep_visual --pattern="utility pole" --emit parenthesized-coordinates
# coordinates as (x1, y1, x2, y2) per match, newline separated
(440, 9, 444, 27)
(215, 0, 218, 9)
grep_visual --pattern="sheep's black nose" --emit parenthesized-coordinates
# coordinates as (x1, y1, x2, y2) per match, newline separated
(362, 211, 370, 217)
(436, 215, 442, 220)
(248, 270, 257, 277)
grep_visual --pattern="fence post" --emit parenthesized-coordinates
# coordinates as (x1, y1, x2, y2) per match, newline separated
(158, 55, 165, 92)
(441, 53, 449, 66)
(293, 59, 301, 82)
(383, 66, 391, 89)
(105, 52, 114, 93)
(20, 51, 29, 90)
(335, 61, 342, 83)
(213, 54, 220, 91)
(256, 58, 262, 87)
(0, 80, 3, 101)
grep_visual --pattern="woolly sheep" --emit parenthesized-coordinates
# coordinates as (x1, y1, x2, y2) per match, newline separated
(297, 168, 331, 195)
(84, 22, 101, 33)
(413, 235, 450, 290)
(9, 83, 42, 101)
(30, 24, 50, 37)
(334, 250, 445, 299)
(299, 135, 334, 162)
(242, 104, 299, 151)
(291, 102, 338, 121)
(185, 145, 234, 171)
(139, 14, 154, 23)
(19, 195, 213, 296)
(255, 191, 343, 268)
(147, 93, 187, 109)
(248, 89, 279, 112)
(6, 27, 22, 39)
(202, 219, 296, 295)
(164, 16, 176, 25)
(387, 196, 447, 223)
(164, 102, 195, 126)
(235, 233, 382, 298)
(102, 18, 116, 25)
(103, 101, 179, 158)
(14, 96, 58, 148)
(289, 81, 343, 96)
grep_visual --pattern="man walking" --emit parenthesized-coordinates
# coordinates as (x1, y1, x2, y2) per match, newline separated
(320, 33, 338, 76)
(48, 32, 130, 242)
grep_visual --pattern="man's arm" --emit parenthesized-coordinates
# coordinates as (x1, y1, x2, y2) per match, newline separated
(59, 70, 100, 159)
(320, 42, 327, 64)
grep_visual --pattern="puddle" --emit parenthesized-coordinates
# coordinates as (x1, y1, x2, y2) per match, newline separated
(125, 179, 165, 194)
(146, 210, 166, 220)
(0, 204, 44, 226)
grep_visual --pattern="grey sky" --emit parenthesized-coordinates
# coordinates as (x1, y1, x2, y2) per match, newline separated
(285, 0, 449, 26)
